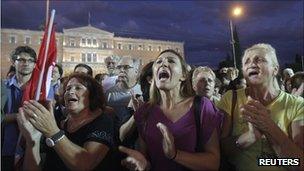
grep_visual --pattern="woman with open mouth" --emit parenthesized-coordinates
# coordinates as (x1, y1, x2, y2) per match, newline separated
(17, 73, 115, 171)
(217, 43, 304, 171)
(119, 49, 223, 171)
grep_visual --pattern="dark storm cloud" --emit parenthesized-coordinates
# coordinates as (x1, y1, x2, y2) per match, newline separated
(1, 1, 303, 68)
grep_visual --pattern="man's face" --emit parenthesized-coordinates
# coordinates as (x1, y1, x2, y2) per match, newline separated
(116, 58, 137, 87)
(106, 59, 116, 75)
(14, 52, 36, 76)
(193, 72, 215, 98)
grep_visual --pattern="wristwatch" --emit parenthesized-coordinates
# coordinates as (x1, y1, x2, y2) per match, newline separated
(45, 130, 65, 147)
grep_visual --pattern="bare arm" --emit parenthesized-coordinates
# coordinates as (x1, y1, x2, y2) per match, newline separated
(119, 116, 136, 142)
(265, 120, 303, 171)
(53, 138, 109, 170)
(17, 108, 42, 171)
(243, 99, 304, 171)
(23, 139, 41, 171)
(22, 100, 110, 170)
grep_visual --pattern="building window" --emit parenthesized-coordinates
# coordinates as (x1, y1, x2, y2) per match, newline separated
(71, 56, 75, 62)
(102, 42, 107, 49)
(176, 48, 179, 52)
(82, 53, 86, 62)
(87, 53, 92, 62)
(138, 45, 143, 50)
(118, 43, 122, 50)
(148, 46, 152, 51)
(87, 39, 91, 46)
(81, 38, 86, 45)
(70, 39, 75, 46)
(158, 46, 162, 52)
(128, 44, 133, 50)
(93, 53, 97, 62)
(24, 36, 31, 44)
(9, 35, 17, 44)
(93, 39, 97, 46)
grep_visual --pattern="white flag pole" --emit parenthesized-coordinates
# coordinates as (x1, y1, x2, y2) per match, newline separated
(35, 9, 56, 101)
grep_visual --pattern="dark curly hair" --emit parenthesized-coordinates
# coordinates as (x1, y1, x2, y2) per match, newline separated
(11, 46, 37, 61)
(60, 73, 106, 111)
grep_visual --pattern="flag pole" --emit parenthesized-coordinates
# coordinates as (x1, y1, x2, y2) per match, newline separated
(35, 9, 56, 101)
(46, 0, 49, 24)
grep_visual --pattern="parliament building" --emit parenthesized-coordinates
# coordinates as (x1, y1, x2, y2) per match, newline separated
(1, 24, 184, 78)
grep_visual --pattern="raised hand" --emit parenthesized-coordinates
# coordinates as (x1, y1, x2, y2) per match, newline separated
(23, 100, 60, 138)
(242, 98, 276, 133)
(156, 122, 177, 159)
(236, 122, 262, 149)
(129, 90, 144, 111)
(17, 108, 42, 143)
(119, 146, 149, 171)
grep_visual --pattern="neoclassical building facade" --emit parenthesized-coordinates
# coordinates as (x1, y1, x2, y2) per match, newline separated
(1, 25, 184, 78)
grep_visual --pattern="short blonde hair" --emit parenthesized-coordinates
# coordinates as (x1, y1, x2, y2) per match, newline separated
(243, 43, 280, 88)
(192, 66, 216, 85)
(242, 43, 279, 68)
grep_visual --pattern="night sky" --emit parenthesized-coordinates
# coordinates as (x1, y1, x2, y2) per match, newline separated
(2, 1, 303, 69)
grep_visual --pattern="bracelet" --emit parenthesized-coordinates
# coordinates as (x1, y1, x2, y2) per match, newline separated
(169, 150, 177, 160)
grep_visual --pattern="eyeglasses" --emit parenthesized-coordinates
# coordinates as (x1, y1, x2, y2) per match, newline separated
(106, 62, 115, 66)
(16, 58, 36, 64)
(116, 65, 133, 70)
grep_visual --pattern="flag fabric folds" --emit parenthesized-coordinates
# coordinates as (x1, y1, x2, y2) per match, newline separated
(22, 24, 57, 103)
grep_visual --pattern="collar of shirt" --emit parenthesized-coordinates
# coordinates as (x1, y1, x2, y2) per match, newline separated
(7, 75, 21, 89)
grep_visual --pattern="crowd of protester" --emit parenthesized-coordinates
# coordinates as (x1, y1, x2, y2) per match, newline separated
(1, 43, 303, 171)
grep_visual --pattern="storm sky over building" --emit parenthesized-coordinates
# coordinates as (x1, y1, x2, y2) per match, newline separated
(2, 0, 303, 68)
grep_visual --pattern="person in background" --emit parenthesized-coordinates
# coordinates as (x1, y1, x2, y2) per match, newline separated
(214, 78, 222, 100)
(17, 73, 115, 171)
(105, 56, 142, 127)
(95, 73, 108, 85)
(217, 43, 303, 170)
(282, 68, 294, 92)
(102, 56, 120, 91)
(119, 61, 153, 143)
(227, 77, 247, 91)
(119, 49, 222, 171)
(192, 66, 220, 103)
(74, 63, 93, 76)
(1, 46, 37, 171)
(47, 64, 63, 100)
(283, 68, 294, 82)
(289, 71, 304, 97)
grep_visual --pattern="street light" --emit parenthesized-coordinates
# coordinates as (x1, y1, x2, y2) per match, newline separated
(230, 6, 242, 68)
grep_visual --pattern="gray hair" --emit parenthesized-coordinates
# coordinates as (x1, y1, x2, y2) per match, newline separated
(104, 55, 120, 63)
(192, 66, 216, 85)
(242, 43, 279, 68)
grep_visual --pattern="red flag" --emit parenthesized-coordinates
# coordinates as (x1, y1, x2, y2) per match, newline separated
(22, 24, 57, 103)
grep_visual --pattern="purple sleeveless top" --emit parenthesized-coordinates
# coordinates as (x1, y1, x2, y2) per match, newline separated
(134, 97, 223, 171)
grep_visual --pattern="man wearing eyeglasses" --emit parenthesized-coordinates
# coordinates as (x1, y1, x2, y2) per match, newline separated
(1, 46, 37, 170)
(105, 56, 142, 134)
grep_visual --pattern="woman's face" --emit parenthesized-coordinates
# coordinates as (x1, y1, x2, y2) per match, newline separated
(242, 50, 277, 86)
(64, 78, 90, 114)
(153, 52, 185, 91)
